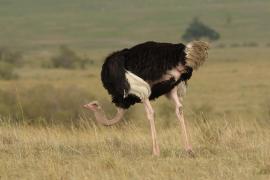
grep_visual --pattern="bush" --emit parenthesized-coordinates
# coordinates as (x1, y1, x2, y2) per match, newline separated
(182, 17, 220, 42)
(0, 47, 22, 80)
(0, 84, 95, 126)
(242, 42, 258, 47)
(51, 45, 92, 69)
(0, 62, 18, 80)
(0, 89, 18, 116)
(216, 43, 226, 48)
(0, 47, 23, 66)
(230, 43, 240, 48)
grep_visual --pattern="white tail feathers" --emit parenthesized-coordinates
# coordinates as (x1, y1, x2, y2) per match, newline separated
(185, 41, 210, 70)
(125, 70, 151, 100)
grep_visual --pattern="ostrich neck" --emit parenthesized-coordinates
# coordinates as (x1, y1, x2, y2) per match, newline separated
(93, 107, 125, 126)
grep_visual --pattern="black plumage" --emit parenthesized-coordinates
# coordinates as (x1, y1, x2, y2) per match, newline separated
(124, 41, 187, 81)
(101, 41, 193, 109)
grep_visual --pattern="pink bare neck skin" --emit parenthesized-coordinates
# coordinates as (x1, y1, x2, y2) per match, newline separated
(83, 101, 125, 126)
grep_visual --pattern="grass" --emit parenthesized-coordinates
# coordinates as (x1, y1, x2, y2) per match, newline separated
(0, 115, 269, 179)
(0, 0, 270, 53)
(1, 0, 270, 179)
(1, 47, 269, 122)
(0, 47, 269, 179)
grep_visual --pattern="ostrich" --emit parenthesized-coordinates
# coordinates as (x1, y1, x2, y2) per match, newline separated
(83, 41, 209, 156)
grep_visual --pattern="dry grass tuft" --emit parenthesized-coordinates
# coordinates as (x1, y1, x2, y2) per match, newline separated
(0, 115, 270, 179)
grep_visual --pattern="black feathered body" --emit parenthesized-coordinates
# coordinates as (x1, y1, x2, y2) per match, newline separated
(101, 41, 193, 109)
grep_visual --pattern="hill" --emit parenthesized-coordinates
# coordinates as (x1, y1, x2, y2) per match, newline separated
(0, 0, 269, 53)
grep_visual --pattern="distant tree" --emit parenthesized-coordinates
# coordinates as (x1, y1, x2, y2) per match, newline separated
(182, 18, 220, 41)
(0, 47, 21, 80)
(51, 45, 92, 69)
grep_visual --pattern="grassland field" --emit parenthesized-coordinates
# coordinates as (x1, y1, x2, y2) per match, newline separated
(0, 0, 270, 53)
(1, 0, 270, 179)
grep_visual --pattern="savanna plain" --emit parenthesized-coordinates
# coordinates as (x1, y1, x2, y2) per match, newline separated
(0, 0, 270, 179)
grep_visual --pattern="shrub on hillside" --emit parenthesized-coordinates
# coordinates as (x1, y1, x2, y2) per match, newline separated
(0, 62, 18, 80)
(0, 47, 23, 66)
(21, 84, 95, 126)
(0, 84, 95, 126)
(51, 45, 93, 69)
(0, 47, 22, 80)
(216, 43, 226, 48)
(230, 43, 240, 48)
(182, 18, 220, 42)
(242, 42, 258, 47)
(0, 89, 18, 117)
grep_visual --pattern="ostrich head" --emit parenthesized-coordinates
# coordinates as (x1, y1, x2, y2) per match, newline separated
(83, 101, 125, 126)
(83, 101, 101, 111)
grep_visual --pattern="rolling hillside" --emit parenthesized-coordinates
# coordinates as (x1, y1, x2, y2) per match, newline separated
(0, 0, 269, 52)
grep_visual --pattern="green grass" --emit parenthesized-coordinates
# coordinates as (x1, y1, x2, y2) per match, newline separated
(1, 0, 270, 53)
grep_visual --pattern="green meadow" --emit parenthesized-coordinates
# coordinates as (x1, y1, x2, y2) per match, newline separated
(1, 0, 270, 52)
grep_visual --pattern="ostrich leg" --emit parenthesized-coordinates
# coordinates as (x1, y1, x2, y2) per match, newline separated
(143, 99, 160, 156)
(168, 87, 194, 156)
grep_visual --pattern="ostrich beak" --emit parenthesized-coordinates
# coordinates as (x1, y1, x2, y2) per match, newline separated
(83, 101, 100, 111)
(82, 103, 94, 110)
